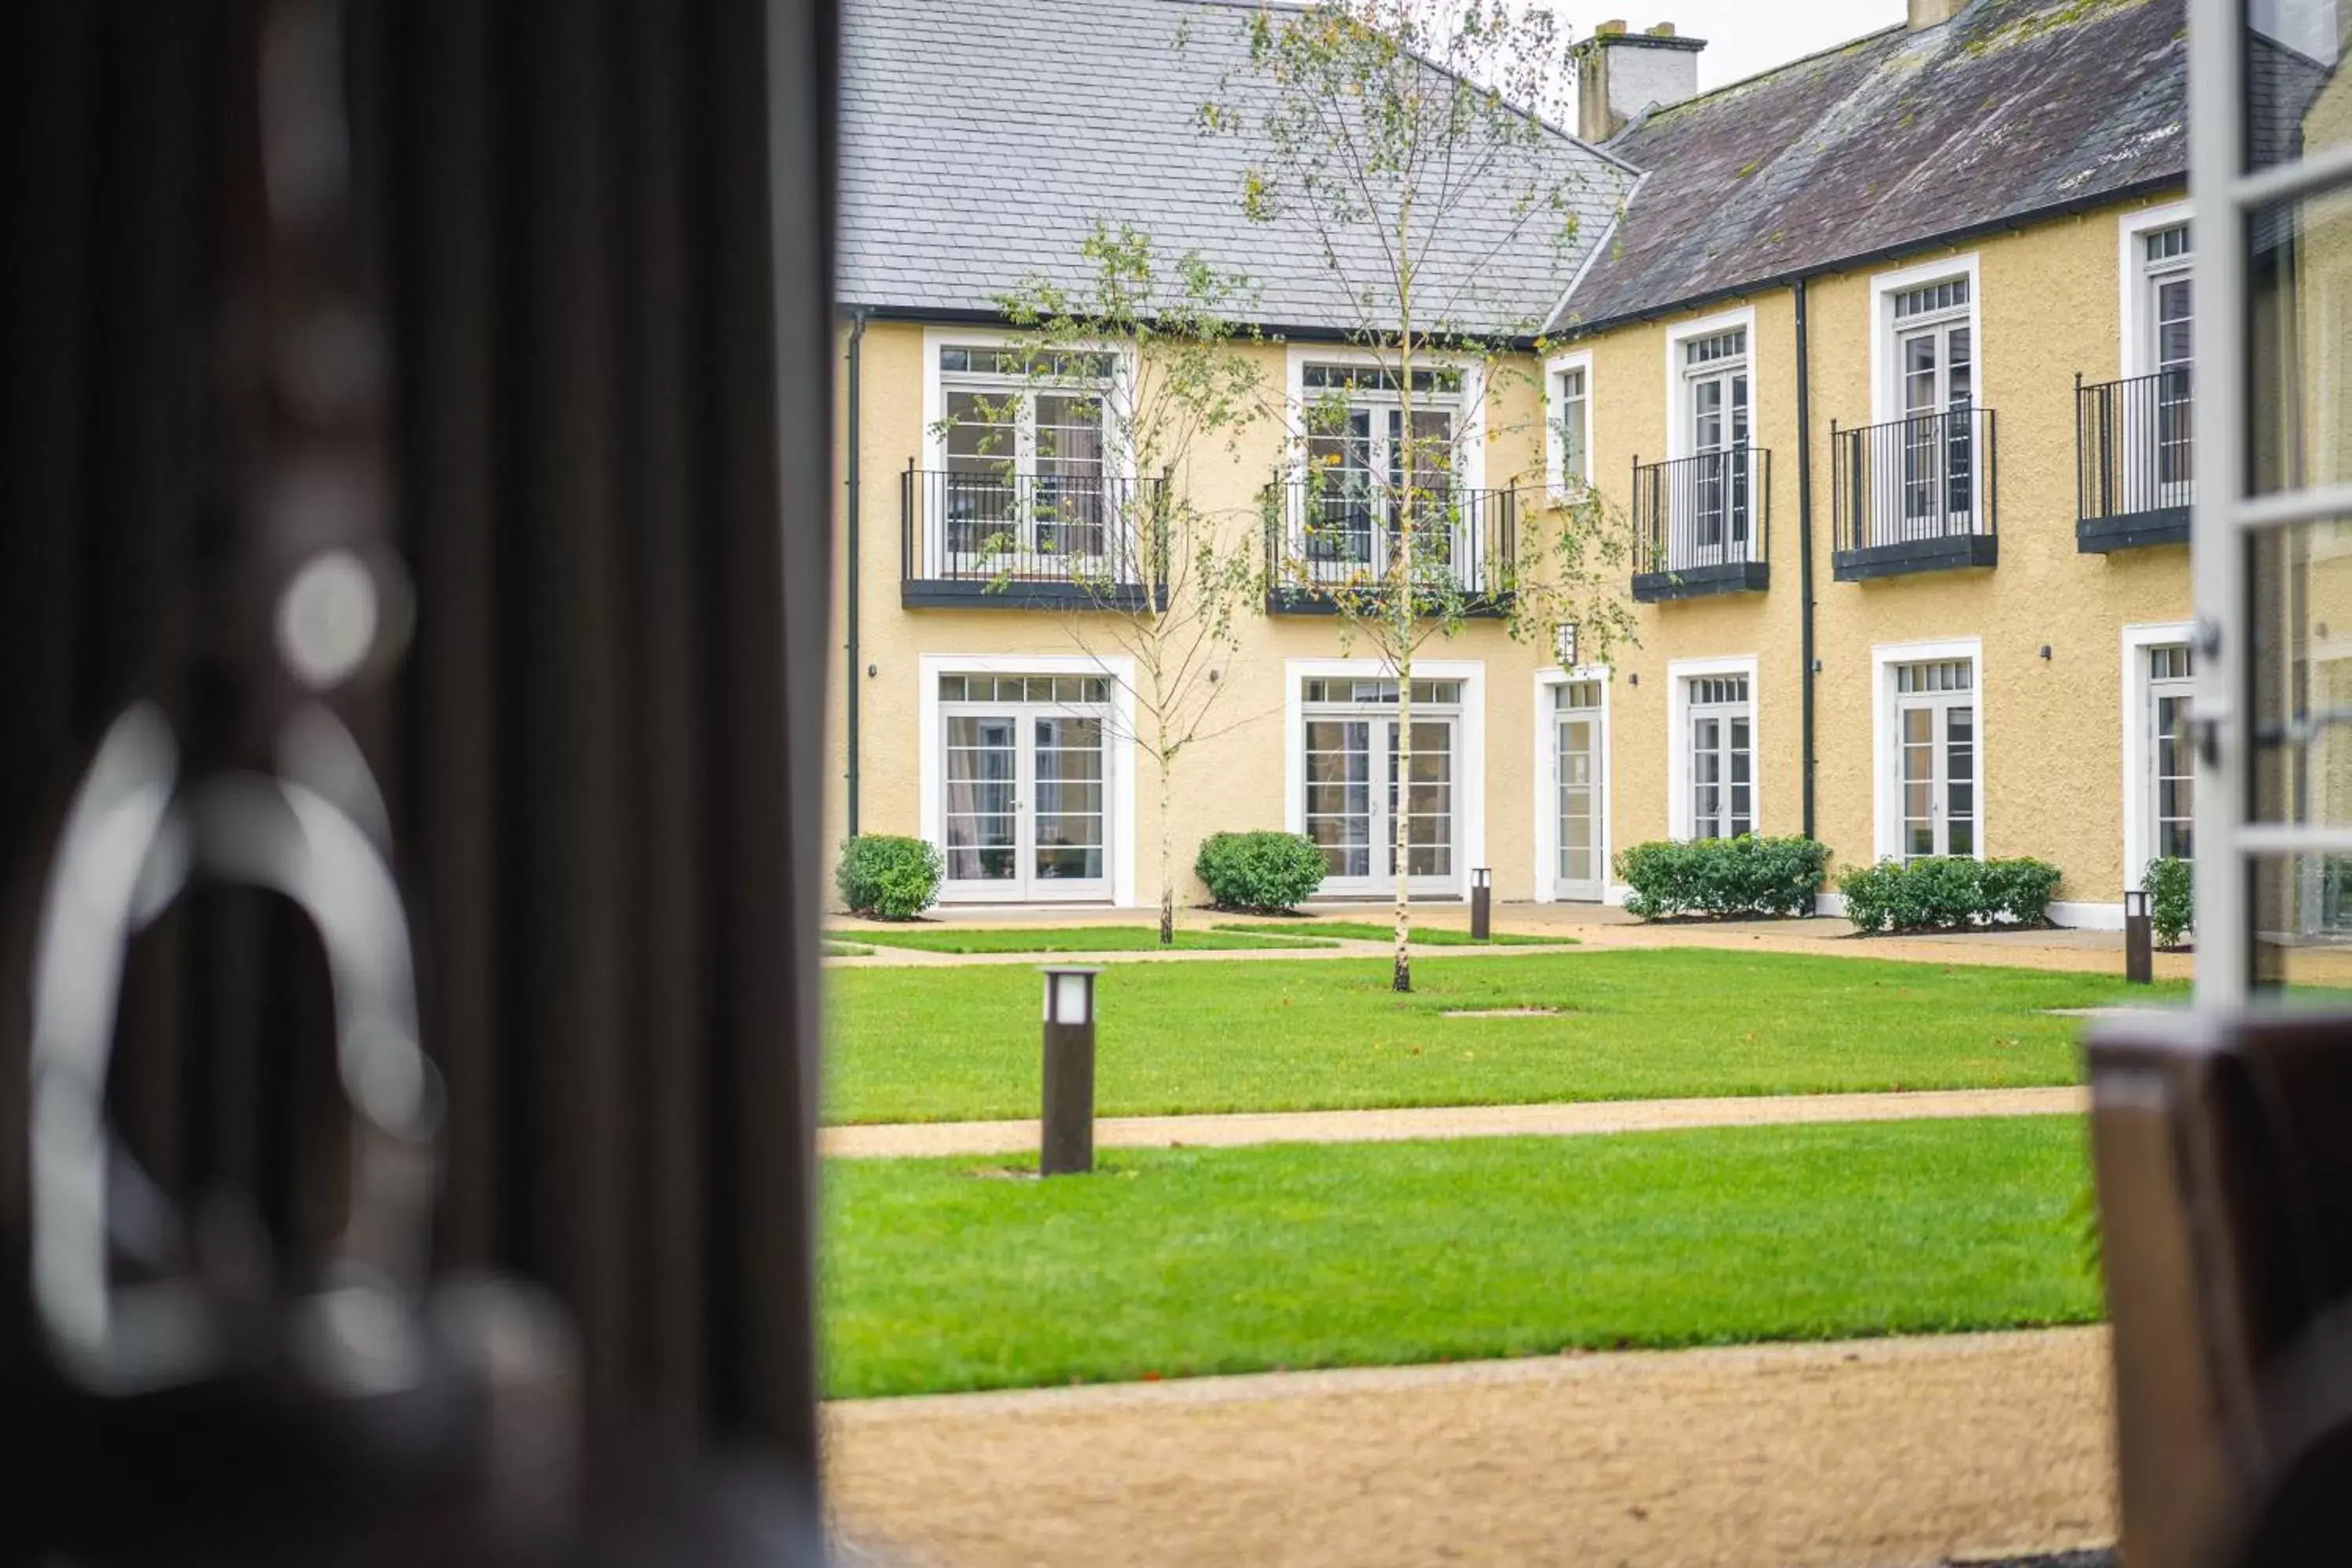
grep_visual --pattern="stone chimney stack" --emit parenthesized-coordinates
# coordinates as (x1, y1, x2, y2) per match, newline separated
(1907, 0, 1969, 29)
(1577, 21, 1708, 144)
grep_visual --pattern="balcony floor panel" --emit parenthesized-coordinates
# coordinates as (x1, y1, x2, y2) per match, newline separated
(1631, 561, 1770, 604)
(1831, 533, 1998, 582)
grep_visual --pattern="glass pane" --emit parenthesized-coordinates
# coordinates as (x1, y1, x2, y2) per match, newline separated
(2245, 2, 2352, 172)
(1304, 720, 1372, 877)
(1032, 716, 1104, 883)
(2250, 183, 2352, 495)
(2252, 519, 2352, 828)
(943, 715, 1018, 882)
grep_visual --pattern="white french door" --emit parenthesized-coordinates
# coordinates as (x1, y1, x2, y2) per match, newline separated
(941, 703, 1110, 902)
(1304, 715, 1457, 897)
(1894, 661, 1976, 860)
(1553, 680, 1606, 901)
(1684, 335, 1751, 556)
(1896, 314, 1976, 534)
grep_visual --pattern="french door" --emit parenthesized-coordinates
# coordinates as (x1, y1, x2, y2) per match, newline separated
(1898, 317, 1976, 533)
(1687, 363, 1750, 554)
(1299, 390, 1460, 581)
(1895, 663, 1976, 859)
(941, 705, 1110, 902)
(1303, 716, 1457, 896)
(1554, 681, 1605, 901)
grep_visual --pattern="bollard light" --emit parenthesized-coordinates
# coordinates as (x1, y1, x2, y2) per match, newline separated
(1039, 966, 1101, 1175)
(1470, 867, 1493, 942)
(2123, 888, 2154, 985)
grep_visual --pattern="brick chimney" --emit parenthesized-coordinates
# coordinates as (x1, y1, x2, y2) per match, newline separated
(1907, 0, 1969, 28)
(1577, 21, 1708, 144)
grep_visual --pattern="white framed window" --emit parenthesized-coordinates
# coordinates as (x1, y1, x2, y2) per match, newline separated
(1664, 310, 1758, 564)
(1285, 657, 1486, 899)
(918, 652, 1138, 908)
(2115, 204, 2195, 512)
(1284, 347, 1484, 587)
(1545, 350, 1592, 499)
(920, 329, 1129, 572)
(2122, 622, 2198, 885)
(1666, 655, 1759, 841)
(1871, 637, 1984, 863)
(1533, 663, 1612, 904)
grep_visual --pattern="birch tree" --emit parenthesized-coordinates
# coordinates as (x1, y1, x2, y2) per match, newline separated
(949, 223, 1269, 944)
(1198, 0, 1633, 990)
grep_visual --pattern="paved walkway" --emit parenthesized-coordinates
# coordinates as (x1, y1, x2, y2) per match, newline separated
(825, 906, 2236, 980)
(827, 1327, 2116, 1568)
(821, 1085, 2089, 1159)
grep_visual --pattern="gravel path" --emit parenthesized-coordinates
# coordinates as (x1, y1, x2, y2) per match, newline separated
(826, 1327, 2115, 1568)
(820, 1085, 2089, 1159)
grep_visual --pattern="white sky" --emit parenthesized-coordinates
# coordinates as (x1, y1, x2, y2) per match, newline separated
(1552, 2, 1908, 102)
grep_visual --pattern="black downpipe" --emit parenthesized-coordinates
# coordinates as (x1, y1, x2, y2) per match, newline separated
(1795, 280, 1817, 847)
(844, 308, 867, 835)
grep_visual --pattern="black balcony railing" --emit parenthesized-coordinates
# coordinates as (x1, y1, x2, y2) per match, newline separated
(1261, 481, 1515, 614)
(1630, 448, 1771, 602)
(1831, 406, 1999, 580)
(900, 465, 1167, 609)
(2077, 369, 2194, 552)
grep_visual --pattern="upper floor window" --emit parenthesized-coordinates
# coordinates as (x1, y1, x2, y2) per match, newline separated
(937, 343, 1114, 486)
(2141, 224, 2193, 383)
(1552, 363, 1590, 493)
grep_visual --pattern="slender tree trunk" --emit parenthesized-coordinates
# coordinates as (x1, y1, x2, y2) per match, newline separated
(1392, 257, 1416, 994)
(1159, 748, 1176, 946)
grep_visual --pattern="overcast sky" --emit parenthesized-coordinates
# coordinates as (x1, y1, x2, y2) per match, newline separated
(1552, 2, 1911, 99)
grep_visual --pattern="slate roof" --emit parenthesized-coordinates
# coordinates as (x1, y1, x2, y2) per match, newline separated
(838, 0, 1639, 336)
(1551, 0, 2189, 336)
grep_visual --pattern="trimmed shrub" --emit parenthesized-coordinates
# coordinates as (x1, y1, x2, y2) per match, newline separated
(1615, 835, 1830, 920)
(1196, 830, 1327, 913)
(1838, 855, 2063, 934)
(835, 834, 944, 920)
(2143, 855, 2192, 948)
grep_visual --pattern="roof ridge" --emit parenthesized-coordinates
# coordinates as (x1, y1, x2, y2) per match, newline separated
(1627, 22, 1908, 131)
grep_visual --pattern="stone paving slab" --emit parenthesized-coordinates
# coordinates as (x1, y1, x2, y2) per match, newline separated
(826, 1327, 2116, 1568)
(819, 1086, 2089, 1159)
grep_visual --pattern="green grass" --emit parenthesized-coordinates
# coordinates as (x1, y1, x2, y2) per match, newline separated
(823, 947, 2177, 1124)
(1211, 920, 1573, 946)
(834, 924, 1337, 954)
(822, 942, 873, 958)
(822, 1116, 2101, 1398)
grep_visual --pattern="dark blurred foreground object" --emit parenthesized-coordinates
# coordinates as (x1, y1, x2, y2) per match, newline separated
(2089, 1014, 2352, 1567)
(0, 0, 836, 1560)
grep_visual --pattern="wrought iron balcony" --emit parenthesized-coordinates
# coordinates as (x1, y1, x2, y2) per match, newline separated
(899, 466, 1167, 610)
(1630, 448, 1772, 602)
(2077, 370, 2194, 552)
(1260, 481, 1515, 615)
(1831, 407, 1999, 580)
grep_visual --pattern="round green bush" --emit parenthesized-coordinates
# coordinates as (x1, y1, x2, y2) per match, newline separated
(1614, 834, 1829, 920)
(1196, 830, 1327, 913)
(836, 833, 944, 920)
(2143, 855, 2192, 948)
(1838, 855, 2061, 934)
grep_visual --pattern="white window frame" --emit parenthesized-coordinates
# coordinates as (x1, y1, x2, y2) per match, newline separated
(1868, 253, 1983, 426)
(1665, 655, 1760, 842)
(1283, 655, 1486, 900)
(1870, 637, 1984, 864)
(1664, 307, 1759, 461)
(921, 325, 1135, 475)
(918, 652, 1138, 908)
(1532, 662, 1612, 903)
(2117, 201, 2195, 383)
(1283, 344, 1488, 495)
(1544, 349, 1593, 501)
(2122, 621, 2197, 889)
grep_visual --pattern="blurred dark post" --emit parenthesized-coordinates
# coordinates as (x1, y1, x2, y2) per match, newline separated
(1040, 967, 1099, 1176)
(2124, 889, 2154, 984)
(2088, 1014, 2352, 1567)
(1471, 867, 1492, 942)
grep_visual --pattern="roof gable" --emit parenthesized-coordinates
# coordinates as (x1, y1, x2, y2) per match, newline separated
(1552, 0, 2187, 334)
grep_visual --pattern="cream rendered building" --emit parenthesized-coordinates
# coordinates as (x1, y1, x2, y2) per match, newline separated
(833, 0, 2209, 928)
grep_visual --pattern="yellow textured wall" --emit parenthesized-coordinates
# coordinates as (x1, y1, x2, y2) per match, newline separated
(829, 191, 2195, 913)
(1575, 196, 2194, 909)
(826, 325, 1559, 907)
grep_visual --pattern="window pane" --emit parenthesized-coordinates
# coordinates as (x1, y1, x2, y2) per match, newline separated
(2245, 2, 2352, 172)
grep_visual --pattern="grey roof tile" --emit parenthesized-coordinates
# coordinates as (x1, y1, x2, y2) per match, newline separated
(1551, 0, 2190, 335)
(839, 0, 1636, 335)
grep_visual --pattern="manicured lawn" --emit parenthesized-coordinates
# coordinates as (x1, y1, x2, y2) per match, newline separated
(834, 925, 1337, 954)
(822, 1116, 2101, 1398)
(822, 942, 873, 958)
(823, 947, 2176, 1124)
(1211, 920, 1573, 946)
